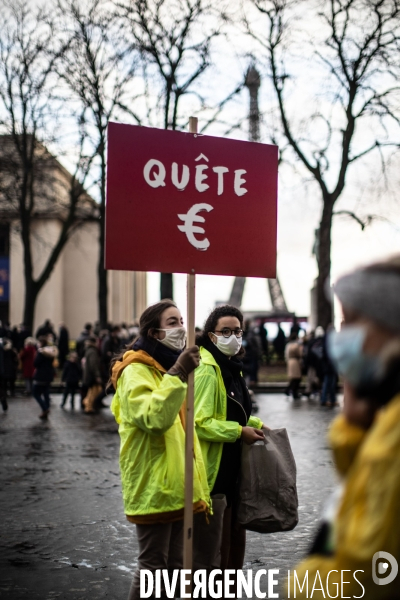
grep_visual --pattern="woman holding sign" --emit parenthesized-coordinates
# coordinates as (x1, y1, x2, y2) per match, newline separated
(110, 299, 210, 600)
(194, 305, 265, 571)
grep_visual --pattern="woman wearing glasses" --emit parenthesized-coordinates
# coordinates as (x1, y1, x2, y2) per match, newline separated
(194, 305, 265, 573)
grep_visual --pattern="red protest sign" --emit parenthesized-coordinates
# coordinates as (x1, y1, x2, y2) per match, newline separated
(105, 123, 278, 277)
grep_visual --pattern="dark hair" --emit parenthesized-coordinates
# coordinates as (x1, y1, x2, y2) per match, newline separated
(138, 299, 177, 338)
(37, 336, 48, 347)
(197, 304, 244, 346)
(108, 299, 177, 387)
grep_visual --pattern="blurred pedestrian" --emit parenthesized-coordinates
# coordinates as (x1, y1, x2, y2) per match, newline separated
(258, 320, 270, 364)
(0, 321, 7, 338)
(290, 316, 303, 338)
(273, 323, 286, 361)
(10, 326, 19, 351)
(19, 337, 37, 395)
(320, 325, 338, 407)
(194, 305, 265, 578)
(306, 326, 325, 395)
(17, 323, 31, 350)
(110, 300, 209, 600)
(2, 339, 18, 398)
(242, 320, 262, 385)
(302, 331, 318, 397)
(61, 351, 82, 409)
(95, 325, 121, 409)
(35, 319, 57, 342)
(101, 325, 121, 378)
(58, 323, 69, 369)
(82, 336, 102, 414)
(32, 337, 58, 420)
(76, 323, 93, 359)
(285, 332, 302, 399)
(0, 338, 7, 411)
(119, 322, 130, 345)
(292, 255, 400, 597)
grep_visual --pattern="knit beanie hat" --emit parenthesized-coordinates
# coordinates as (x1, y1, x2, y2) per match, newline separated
(334, 255, 400, 334)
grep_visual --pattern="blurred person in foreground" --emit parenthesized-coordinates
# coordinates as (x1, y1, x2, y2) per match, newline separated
(291, 255, 400, 598)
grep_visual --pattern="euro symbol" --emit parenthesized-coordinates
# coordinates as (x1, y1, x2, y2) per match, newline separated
(177, 203, 214, 251)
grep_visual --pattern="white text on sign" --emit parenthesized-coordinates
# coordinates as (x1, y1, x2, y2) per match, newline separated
(177, 204, 214, 251)
(143, 155, 248, 197)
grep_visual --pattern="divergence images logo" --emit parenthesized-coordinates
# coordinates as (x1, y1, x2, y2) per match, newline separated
(372, 552, 398, 586)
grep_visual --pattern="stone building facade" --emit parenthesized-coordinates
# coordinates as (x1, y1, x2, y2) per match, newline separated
(0, 137, 147, 338)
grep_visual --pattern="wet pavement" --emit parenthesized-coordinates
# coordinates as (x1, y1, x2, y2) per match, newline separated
(0, 392, 342, 599)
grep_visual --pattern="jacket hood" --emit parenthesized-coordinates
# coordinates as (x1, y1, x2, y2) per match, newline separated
(111, 349, 166, 389)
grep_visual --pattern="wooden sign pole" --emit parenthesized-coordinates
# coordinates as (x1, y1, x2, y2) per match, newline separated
(183, 116, 198, 577)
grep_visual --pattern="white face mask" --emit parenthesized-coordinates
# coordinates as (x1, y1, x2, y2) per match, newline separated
(212, 334, 242, 357)
(158, 327, 187, 351)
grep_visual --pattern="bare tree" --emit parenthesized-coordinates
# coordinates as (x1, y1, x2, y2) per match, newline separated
(0, 1, 94, 330)
(119, 0, 237, 299)
(246, 0, 400, 327)
(59, 0, 139, 328)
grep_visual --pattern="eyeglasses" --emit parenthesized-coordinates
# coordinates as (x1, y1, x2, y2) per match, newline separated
(214, 328, 243, 338)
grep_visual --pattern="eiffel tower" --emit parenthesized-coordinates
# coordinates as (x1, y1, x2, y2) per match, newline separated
(228, 65, 288, 313)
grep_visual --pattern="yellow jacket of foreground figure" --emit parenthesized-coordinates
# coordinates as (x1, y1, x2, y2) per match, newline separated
(291, 393, 400, 599)
(110, 349, 211, 522)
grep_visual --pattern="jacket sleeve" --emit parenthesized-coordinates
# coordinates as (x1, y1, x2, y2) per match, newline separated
(247, 415, 263, 429)
(115, 363, 187, 436)
(194, 365, 241, 443)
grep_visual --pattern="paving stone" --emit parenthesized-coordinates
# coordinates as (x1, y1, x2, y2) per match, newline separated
(0, 392, 341, 599)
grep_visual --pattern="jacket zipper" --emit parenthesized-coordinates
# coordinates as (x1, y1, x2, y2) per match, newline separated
(228, 393, 248, 425)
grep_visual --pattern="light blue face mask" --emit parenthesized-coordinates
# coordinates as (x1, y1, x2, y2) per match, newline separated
(327, 326, 383, 388)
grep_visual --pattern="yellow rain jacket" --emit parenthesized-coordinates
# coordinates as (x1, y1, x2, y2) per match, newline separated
(194, 346, 263, 491)
(291, 393, 400, 599)
(110, 349, 211, 523)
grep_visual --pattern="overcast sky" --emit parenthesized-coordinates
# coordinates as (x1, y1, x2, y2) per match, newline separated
(143, 0, 400, 328)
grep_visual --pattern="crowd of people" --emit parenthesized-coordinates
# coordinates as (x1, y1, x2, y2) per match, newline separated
(284, 325, 339, 406)
(0, 312, 339, 416)
(0, 319, 140, 417)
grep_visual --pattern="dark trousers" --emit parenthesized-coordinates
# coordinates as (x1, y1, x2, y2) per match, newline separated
(128, 520, 183, 600)
(61, 384, 79, 408)
(0, 378, 7, 410)
(286, 378, 301, 399)
(80, 385, 88, 410)
(3, 378, 16, 397)
(321, 373, 337, 405)
(33, 383, 51, 412)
